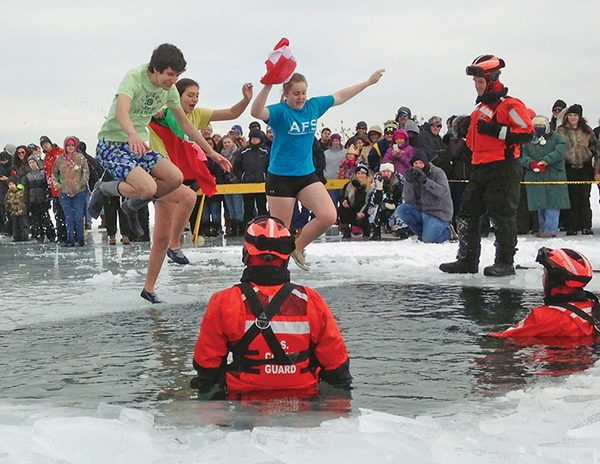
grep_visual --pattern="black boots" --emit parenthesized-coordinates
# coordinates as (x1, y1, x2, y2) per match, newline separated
(439, 259, 479, 274)
(483, 263, 515, 277)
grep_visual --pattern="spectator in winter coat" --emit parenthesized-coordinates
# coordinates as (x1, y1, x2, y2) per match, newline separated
(0, 151, 13, 234)
(220, 135, 245, 236)
(367, 162, 404, 240)
(491, 247, 600, 342)
(382, 129, 414, 176)
(23, 156, 54, 243)
(550, 99, 567, 131)
(396, 150, 454, 243)
(233, 129, 270, 226)
(4, 175, 28, 242)
(368, 120, 398, 172)
(556, 104, 599, 236)
(324, 134, 346, 209)
(404, 119, 420, 149)
(13, 146, 32, 185)
(318, 127, 332, 151)
(521, 115, 570, 238)
(395, 107, 412, 129)
(338, 145, 359, 180)
(417, 116, 444, 161)
(338, 164, 372, 239)
(367, 125, 382, 146)
(51, 136, 90, 247)
(41, 135, 67, 243)
(345, 121, 368, 149)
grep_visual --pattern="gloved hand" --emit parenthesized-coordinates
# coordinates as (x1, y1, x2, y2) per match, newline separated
(384, 202, 396, 210)
(404, 168, 416, 183)
(413, 167, 428, 184)
(190, 376, 216, 394)
(530, 161, 546, 173)
(374, 178, 384, 190)
(477, 119, 506, 139)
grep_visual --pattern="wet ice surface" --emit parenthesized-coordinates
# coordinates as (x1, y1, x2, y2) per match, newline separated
(3, 223, 600, 462)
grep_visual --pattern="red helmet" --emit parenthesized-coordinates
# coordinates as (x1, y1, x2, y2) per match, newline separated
(466, 55, 505, 82)
(536, 247, 593, 289)
(243, 216, 296, 263)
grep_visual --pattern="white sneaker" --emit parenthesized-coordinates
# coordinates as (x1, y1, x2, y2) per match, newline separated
(291, 249, 309, 271)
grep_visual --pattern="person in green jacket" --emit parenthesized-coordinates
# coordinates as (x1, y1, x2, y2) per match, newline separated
(521, 115, 569, 238)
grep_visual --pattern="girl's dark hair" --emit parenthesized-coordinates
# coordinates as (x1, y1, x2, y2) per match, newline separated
(14, 145, 32, 167)
(148, 43, 187, 74)
(561, 115, 593, 135)
(176, 78, 199, 96)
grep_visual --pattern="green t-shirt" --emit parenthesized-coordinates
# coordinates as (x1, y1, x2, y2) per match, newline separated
(98, 64, 182, 142)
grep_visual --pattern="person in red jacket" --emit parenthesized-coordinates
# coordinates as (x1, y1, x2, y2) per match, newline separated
(191, 216, 351, 397)
(440, 55, 534, 277)
(491, 247, 600, 341)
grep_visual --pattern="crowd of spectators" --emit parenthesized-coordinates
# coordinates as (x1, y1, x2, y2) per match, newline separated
(1, 100, 599, 247)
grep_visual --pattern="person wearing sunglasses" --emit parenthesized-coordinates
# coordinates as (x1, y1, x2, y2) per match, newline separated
(417, 115, 444, 162)
(440, 54, 533, 277)
(550, 99, 567, 131)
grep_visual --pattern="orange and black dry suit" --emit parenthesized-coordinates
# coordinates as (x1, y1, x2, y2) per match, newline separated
(492, 288, 600, 340)
(456, 87, 534, 265)
(191, 265, 351, 395)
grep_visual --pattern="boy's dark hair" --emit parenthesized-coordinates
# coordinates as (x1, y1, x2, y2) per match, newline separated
(148, 44, 187, 74)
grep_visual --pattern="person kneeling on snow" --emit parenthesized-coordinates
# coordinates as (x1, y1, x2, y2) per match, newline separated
(396, 150, 455, 243)
(190, 216, 351, 398)
(491, 247, 600, 340)
(367, 162, 404, 240)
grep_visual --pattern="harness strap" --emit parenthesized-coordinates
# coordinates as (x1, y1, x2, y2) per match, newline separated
(231, 282, 298, 370)
(552, 293, 600, 333)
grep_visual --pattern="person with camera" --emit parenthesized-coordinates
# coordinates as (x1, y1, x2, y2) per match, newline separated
(396, 150, 454, 243)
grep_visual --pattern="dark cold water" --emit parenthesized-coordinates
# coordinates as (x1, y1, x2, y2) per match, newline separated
(3, 256, 599, 428)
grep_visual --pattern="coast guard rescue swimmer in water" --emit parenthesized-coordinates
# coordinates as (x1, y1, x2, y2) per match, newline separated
(191, 216, 351, 396)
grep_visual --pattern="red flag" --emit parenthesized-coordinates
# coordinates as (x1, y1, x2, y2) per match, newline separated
(149, 121, 217, 197)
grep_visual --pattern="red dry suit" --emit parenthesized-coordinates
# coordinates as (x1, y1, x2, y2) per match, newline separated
(192, 281, 350, 394)
(492, 294, 600, 339)
(467, 94, 533, 164)
(43, 146, 65, 197)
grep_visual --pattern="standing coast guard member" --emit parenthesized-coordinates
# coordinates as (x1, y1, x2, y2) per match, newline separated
(191, 216, 351, 397)
(440, 55, 533, 277)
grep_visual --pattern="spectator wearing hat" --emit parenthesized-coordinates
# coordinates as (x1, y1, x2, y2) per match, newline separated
(417, 116, 444, 161)
(353, 134, 370, 164)
(550, 99, 567, 131)
(324, 134, 346, 208)
(368, 120, 398, 172)
(345, 121, 368, 149)
(556, 104, 599, 235)
(395, 107, 412, 129)
(338, 145, 359, 180)
(318, 127, 332, 151)
(338, 163, 372, 239)
(4, 175, 28, 242)
(367, 162, 404, 240)
(396, 150, 454, 243)
(230, 124, 243, 137)
(248, 121, 261, 132)
(521, 115, 569, 238)
(23, 156, 54, 243)
(233, 128, 270, 227)
(40, 135, 67, 243)
(367, 125, 382, 146)
(404, 119, 420, 149)
(382, 129, 414, 176)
